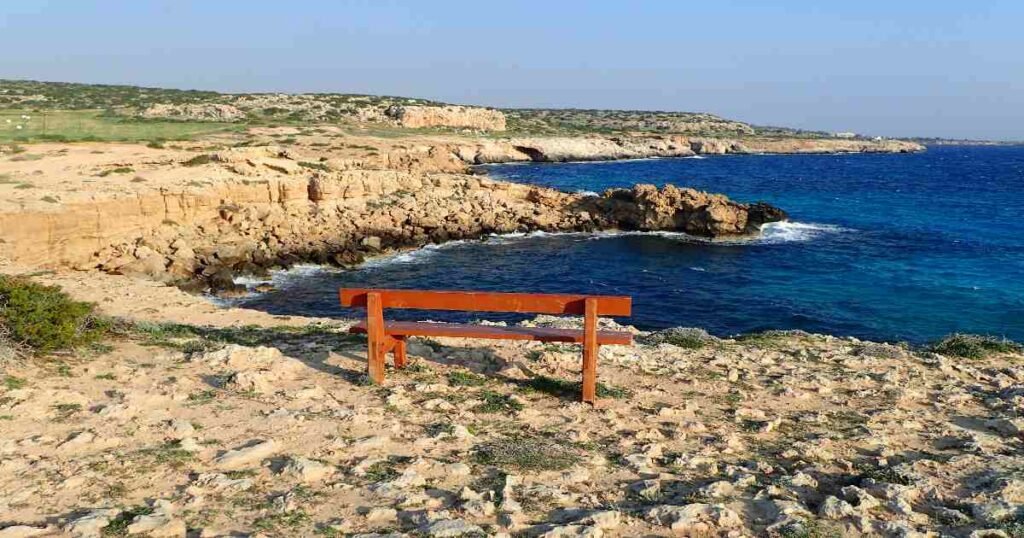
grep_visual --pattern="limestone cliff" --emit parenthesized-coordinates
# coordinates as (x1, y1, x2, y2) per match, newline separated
(386, 105, 507, 131)
(0, 145, 784, 294)
(452, 134, 924, 163)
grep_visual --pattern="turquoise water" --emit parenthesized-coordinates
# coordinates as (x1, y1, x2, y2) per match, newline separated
(239, 145, 1024, 344)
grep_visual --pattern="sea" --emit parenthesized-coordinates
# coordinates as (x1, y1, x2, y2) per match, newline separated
(234, 145, 1024, 344)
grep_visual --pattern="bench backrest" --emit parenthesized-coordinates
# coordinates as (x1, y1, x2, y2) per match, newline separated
(339, 288, 631, 316)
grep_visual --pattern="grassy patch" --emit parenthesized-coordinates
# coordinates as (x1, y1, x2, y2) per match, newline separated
(474, 390, 524, 413)
(253, 511, 310, 532)
(52, 402, 83, 420)
(101, 505, 154, 537)
(447, 370, 488, 387)
(0, 276, 109, 354)
(0, 109, 238, 143)
(363, 460, 401, 483)
(138, 440, 195, 469)
(96, 166, 134, 177)
(298, 160, 330, 172)
(3, 375, 26, 389)
(474, 434, 583, 471)
(929, 333, 1021, 359)
(640, 327, 714, 349)
(519, 374, 631, 400)
(125, 321, 359, 353)
(735, 329, 804, 349)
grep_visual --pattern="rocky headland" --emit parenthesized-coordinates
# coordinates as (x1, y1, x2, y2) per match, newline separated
(0, 141, 787, 295)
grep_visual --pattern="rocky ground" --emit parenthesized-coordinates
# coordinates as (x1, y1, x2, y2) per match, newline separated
(2, 299, 1024, 537)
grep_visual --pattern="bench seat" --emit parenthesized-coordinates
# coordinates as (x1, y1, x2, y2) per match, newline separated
(350, 320, 632, 345)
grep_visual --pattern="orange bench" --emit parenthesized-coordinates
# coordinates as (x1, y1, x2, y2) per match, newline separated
(340, 288, 633, 403)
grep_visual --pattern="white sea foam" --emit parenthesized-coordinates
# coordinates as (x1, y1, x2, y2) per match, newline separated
(215, 221, 850, 302)
(758, 221, 851, 244)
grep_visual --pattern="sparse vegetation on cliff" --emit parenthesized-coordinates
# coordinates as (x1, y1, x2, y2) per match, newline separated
(0, 276, 109, 355)
(929, 332, 1022, 358)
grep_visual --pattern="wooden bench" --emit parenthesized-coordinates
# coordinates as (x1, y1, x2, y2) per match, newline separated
(340, 288, 632, 403)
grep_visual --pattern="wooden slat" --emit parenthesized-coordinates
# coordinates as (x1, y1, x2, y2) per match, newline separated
(366, 292, 386, 384)
(339, 288, 631, 316)
(349, 321, 633, 345)
(581, 297, 599, 404)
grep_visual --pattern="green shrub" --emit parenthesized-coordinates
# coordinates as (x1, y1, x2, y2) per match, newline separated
(181, 154, 213, 167)
(0, 276, 109, 354)
(929, 333, 1021, 359)
(640, 327, 714, 349)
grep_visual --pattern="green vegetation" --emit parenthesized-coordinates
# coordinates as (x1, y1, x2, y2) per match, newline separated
(640, 327, 714, 349)
(929, 333, 1021, 359)
(363, 460, 401, 483)
(0, 109, 238, 143)
(96, 166, 134, 177)
(519, 374, 631, 400)
(101, 505, 154, 537)
(473, 390, 524, 413)
(447, 370, 488, 387)
(252, 511, 310, 532)
(138, 440, 195, 469)
(3, 375, 26, 389)
(181, 154, 213, 167)
(474, 434, 583, 471)
(125, 321, 360, 353)
(0, 79, 840, 140)
(298, 160, 330, 172)
(0, 276, 109, 355)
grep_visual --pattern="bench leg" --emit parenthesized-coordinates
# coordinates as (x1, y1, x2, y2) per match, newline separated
(582, 298, 599, 404)
(393, 337, 408, 369)
(366, 292, 386, 384)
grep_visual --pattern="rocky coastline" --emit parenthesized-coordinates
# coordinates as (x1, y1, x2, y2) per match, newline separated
(452, 134, 924, 164)
(0, 142, 792, 296)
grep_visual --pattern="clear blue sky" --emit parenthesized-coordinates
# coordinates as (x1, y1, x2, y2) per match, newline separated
(2, 1, 1022, 140)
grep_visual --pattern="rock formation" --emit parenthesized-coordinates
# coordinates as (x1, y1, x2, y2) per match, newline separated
(453, 135, 924, 164)
(140, 103, 247, 122)
(0, 145, 785, 294)
(386, 105, 507, 131)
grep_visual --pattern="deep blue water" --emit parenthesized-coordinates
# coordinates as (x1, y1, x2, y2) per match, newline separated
(238, 145, 1024, 344)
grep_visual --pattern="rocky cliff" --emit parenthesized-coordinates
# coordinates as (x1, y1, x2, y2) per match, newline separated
(453, 135, 924, 163)
(386, 105, 507, 131)
(0, 145, 784, 294)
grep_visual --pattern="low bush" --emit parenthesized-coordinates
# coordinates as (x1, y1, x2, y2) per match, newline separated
(929, 333, 1021, 359)
(0, 276, 109, 355)
(640, 327, 714, 349)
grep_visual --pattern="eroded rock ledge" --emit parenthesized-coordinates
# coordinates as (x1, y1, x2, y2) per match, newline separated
(0, 146, 785, 294)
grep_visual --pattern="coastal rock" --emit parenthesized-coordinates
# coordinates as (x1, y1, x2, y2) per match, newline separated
(593, 183, 787, 236)
(387, 105, 506, 131)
